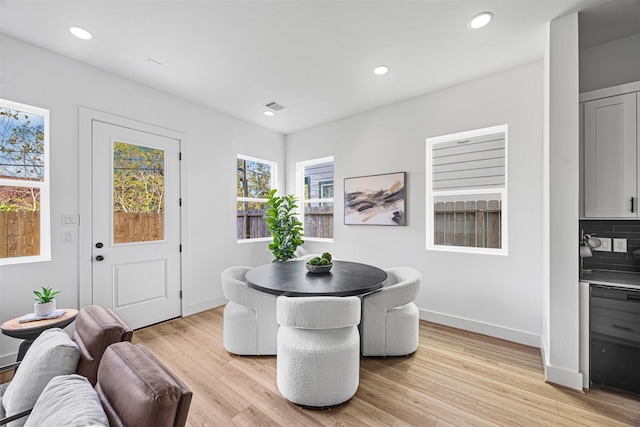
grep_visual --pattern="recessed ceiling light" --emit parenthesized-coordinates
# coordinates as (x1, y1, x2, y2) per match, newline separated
(468, 12, 493, 30)
(69, 26, 92, 40)
(374, 65, 390, 75)
(264, 111, 275, 117)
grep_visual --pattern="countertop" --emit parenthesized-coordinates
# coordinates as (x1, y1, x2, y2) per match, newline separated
(579, 269, 640, 290)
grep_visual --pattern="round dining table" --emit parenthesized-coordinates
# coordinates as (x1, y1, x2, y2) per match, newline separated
(246, 260, 388, 297)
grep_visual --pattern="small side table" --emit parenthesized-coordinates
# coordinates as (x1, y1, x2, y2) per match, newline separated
(1, 309, 78, 361)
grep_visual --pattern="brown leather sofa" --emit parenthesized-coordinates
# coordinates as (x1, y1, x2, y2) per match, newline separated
(96, 342, 192, 427)
(72, 305, 134, 385)
(1, 305, 191, 426)
(0, 305, 134, 425)
(22, 341, 193, 427)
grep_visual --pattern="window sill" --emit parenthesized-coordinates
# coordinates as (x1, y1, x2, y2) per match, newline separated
(0, 254, 52, 266)
(303, 237, 334, 243)
(237, 237, 272, 244)
(426, 245, 507, 256)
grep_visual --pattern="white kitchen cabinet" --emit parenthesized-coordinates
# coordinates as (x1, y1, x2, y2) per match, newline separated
(583, 91, 639, 218)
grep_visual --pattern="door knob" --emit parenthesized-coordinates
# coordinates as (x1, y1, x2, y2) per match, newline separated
(95, 242, 104, 248)
(95, 255, 104, 262)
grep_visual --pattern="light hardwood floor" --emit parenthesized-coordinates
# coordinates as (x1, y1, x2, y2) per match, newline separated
(132, 306, 640, 427)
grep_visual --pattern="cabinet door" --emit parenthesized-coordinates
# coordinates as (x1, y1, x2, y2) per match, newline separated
(584, 93, 638, 218)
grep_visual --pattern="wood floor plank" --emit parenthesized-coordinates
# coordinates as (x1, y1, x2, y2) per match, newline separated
(231, 405, 282, 427)
(401, 388, 497, 427)
(130, 306, 640, 427)
(335, 397, 398, 426)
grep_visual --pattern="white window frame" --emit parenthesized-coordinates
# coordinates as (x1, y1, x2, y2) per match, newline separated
(425, 124, 508, 255)
(0, 99, 51, 265)
(236, 153, 277, 243)
(296, 156, 334, 242)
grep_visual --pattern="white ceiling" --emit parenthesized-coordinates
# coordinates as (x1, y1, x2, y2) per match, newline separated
(0, 0, 637, 135)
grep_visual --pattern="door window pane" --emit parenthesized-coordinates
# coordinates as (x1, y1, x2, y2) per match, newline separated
(113, 141, 165, 243)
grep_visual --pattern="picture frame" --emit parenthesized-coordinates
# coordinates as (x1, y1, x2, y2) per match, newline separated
(344, 172, 406, 225)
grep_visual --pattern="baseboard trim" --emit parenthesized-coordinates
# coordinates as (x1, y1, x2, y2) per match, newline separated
(539, 335, 585, 392)
(545, 364, 584, 392)
(419, 309, 540, 347)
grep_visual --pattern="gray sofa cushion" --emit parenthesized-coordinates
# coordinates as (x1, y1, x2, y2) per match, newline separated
(2, 328, 79, 427)
(24, 374, 108, 427)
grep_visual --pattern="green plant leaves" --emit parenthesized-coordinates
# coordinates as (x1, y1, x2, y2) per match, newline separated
(33, 286, 60, 303)
(264, 189, 304, 261)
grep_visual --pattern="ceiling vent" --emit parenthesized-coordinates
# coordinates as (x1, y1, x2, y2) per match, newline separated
(264, 101, 286, 111)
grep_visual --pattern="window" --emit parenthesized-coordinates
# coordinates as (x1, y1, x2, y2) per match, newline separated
(237, 154, 276, 240)
(297, 157, 334, 240)
(0, 99, 50, 264)
(426, 125, 507, 254)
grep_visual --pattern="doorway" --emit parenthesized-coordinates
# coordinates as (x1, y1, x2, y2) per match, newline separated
(79, 109, 185, 330)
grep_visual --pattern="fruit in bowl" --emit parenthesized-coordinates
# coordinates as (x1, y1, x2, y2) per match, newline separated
(306, 252, 333, 273)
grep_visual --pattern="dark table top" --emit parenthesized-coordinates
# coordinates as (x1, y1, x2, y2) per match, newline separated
(246, 260, 388, 297)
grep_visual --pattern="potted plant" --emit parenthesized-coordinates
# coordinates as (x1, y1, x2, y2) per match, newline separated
(264, 189, 304, 262)
(33, 286, 60, 317)
(306, 252, 333, 273)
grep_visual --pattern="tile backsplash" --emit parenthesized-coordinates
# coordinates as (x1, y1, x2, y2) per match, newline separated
(580, 220, 640, 273)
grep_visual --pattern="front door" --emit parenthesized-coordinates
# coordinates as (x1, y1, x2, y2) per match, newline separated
(91, 121, 181, 329)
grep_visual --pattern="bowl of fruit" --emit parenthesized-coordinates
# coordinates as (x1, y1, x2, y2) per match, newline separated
(305, 252, 333, 274)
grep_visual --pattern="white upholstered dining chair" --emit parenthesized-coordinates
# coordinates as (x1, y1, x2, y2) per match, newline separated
(276, 295, 361, 407)
(293, 253, 322, 261)
(360, 266, 421, 357)
(221, 266, 278, 356)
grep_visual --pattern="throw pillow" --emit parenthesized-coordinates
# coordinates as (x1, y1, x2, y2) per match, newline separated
(24, 374, 108, 427)
(2, 328, 79, 427)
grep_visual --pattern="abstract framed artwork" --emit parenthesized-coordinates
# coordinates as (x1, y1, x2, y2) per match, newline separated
(344, 172, 406, 225)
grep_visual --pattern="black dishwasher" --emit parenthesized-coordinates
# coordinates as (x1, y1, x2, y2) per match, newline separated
(590, 285, 640, 393)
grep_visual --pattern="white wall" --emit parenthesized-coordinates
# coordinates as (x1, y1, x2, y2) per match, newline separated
(0, 35, 285, 363)
(544, 13, 582, 390)
(286, 62, 544, 346)
(579, 33, 640, 93)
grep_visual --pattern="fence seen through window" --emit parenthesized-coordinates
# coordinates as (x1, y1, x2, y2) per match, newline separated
(0, 101, 49, 261)
(237, 155, 274, 240)
(427, 125, 507, 254)
(112, 141, 165, 244)
(300, 157, 334, 240)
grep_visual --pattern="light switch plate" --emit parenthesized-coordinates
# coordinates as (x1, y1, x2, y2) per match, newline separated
(61, 230, 76, 244)
(61, 214, 80, 226)
(594, 237, 611, 252)
(613, 238, 627, 253)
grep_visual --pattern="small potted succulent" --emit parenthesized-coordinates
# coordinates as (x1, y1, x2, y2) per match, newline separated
(33, 286, 60, 317)
(306, 252, 333, 274)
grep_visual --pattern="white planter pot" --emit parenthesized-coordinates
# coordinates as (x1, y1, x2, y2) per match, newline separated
(34, 300, 56, 317)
